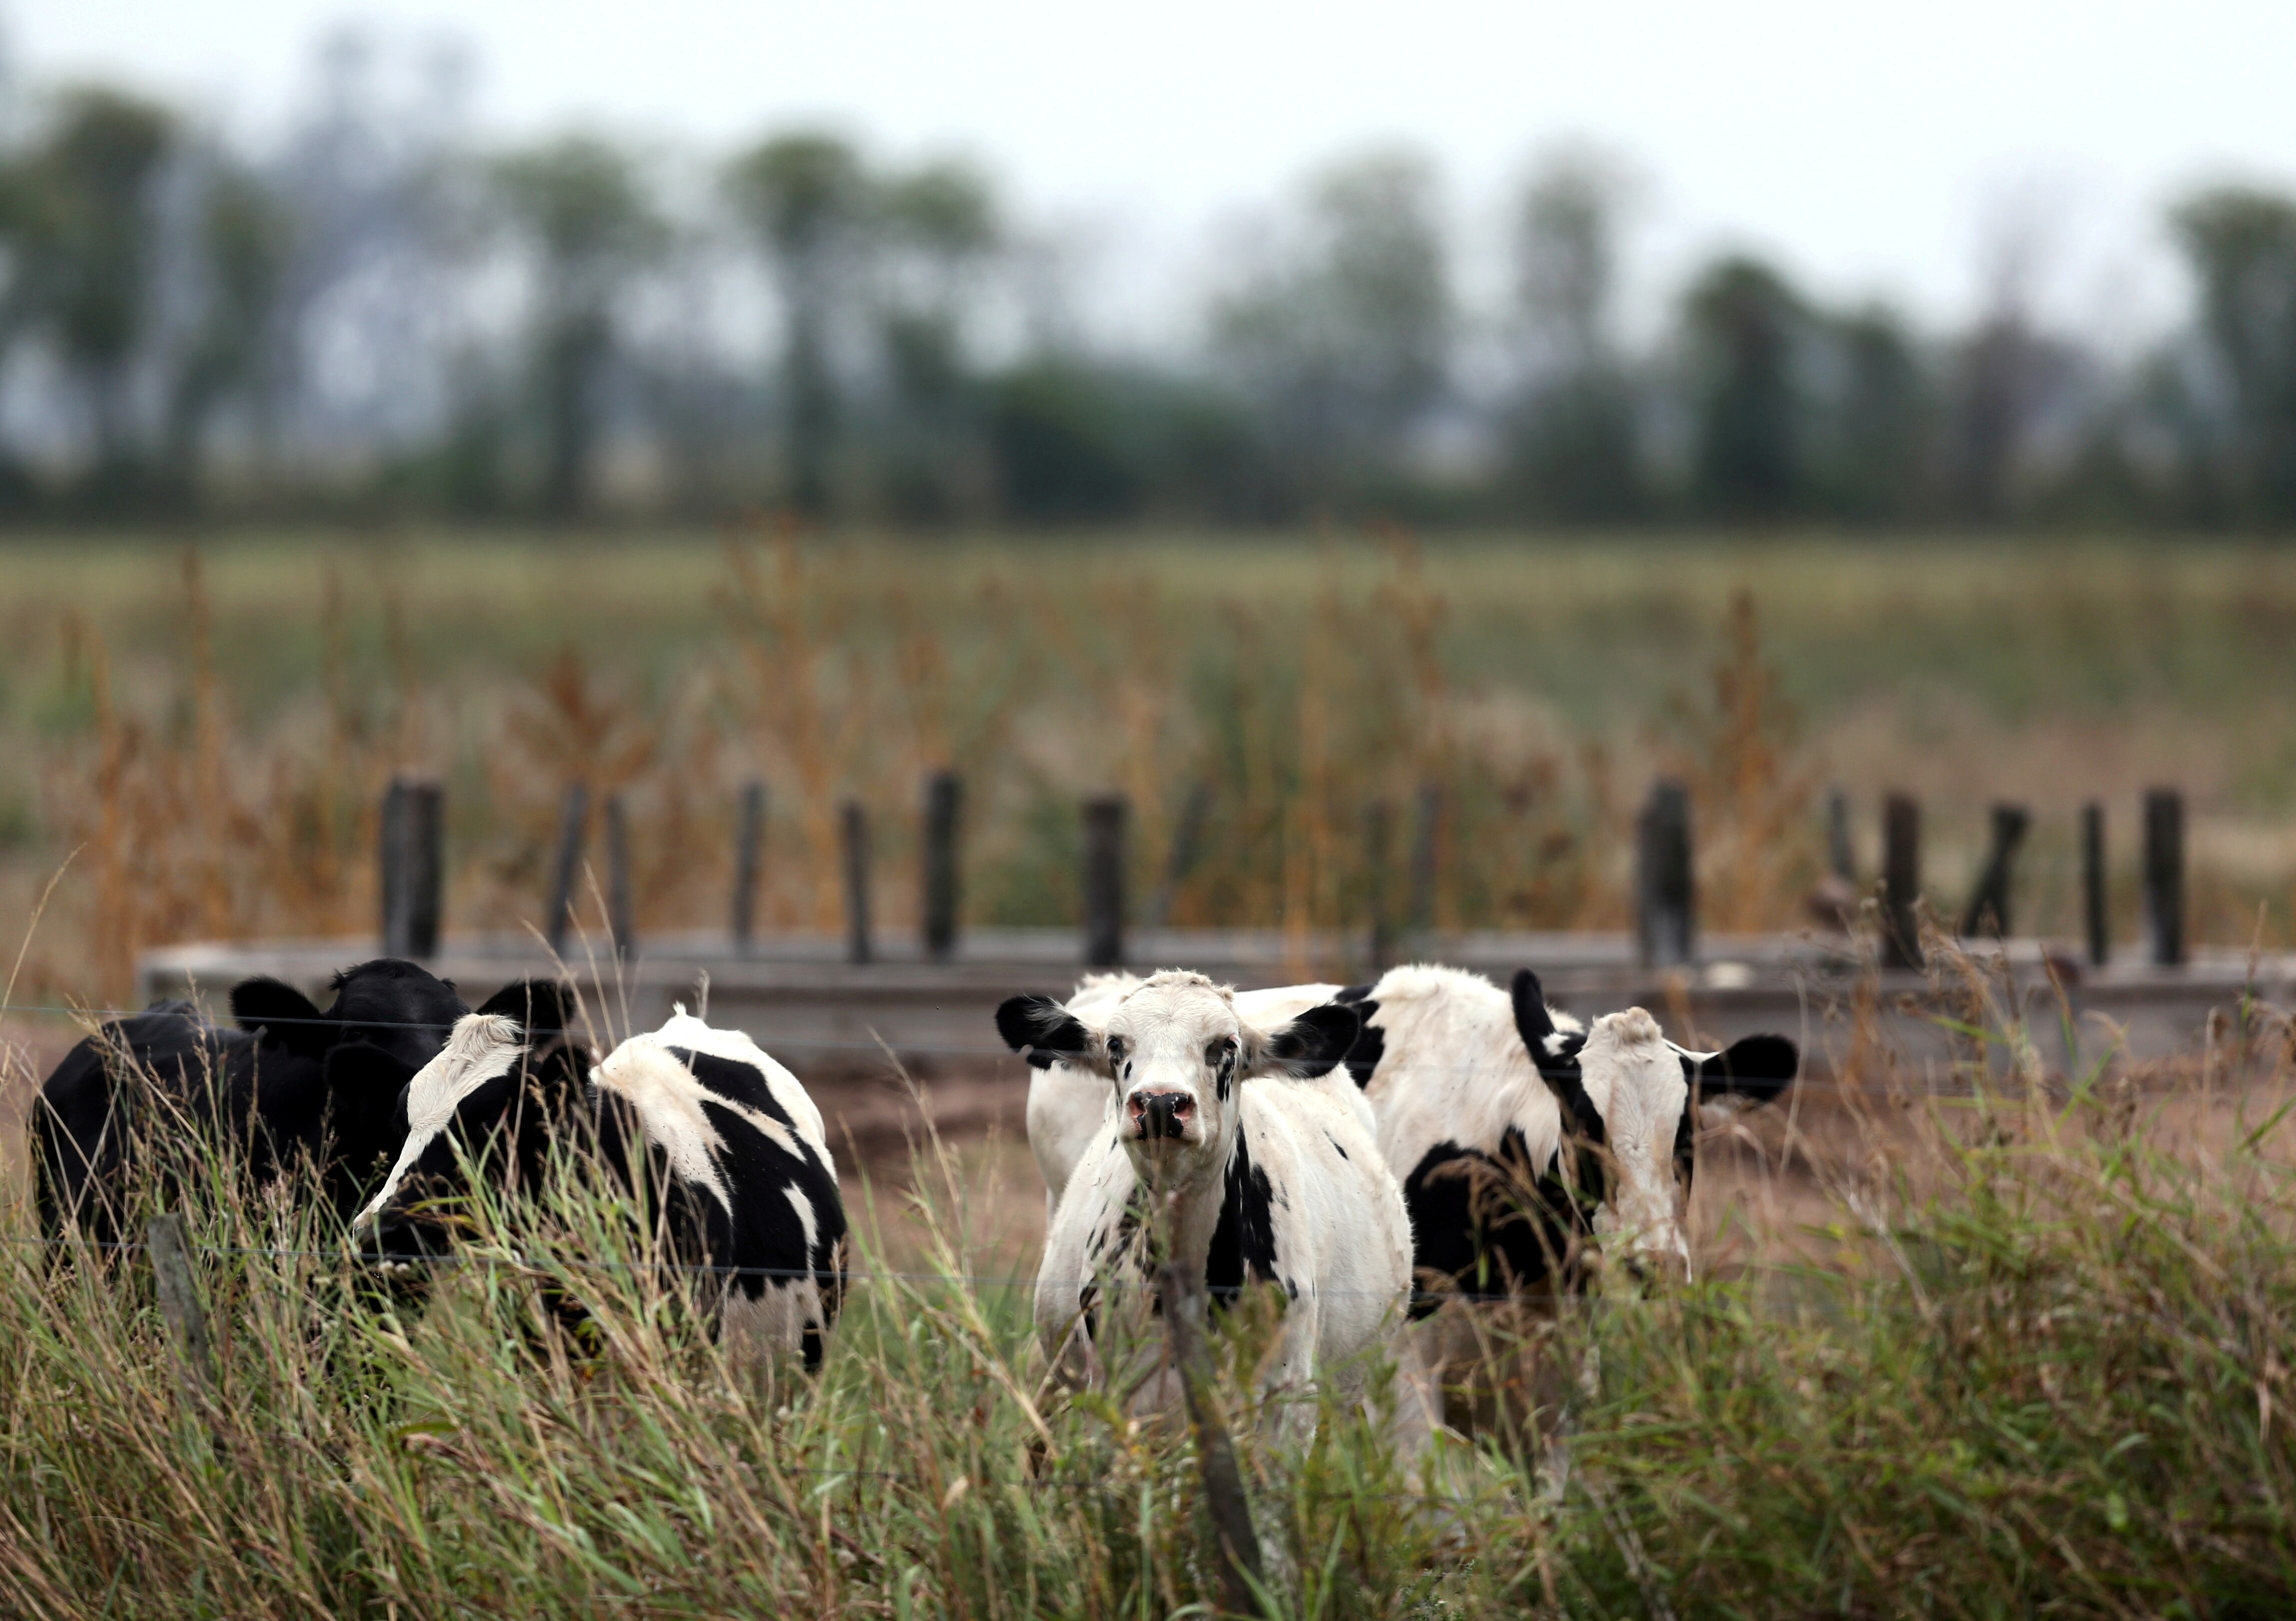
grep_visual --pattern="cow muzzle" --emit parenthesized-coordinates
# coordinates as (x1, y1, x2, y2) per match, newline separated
(1127, 1090, 1196, 1142)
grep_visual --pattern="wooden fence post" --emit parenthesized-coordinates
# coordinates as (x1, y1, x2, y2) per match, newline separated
(2143, 788, 2185, 968)
(2082, 801, 2108, 968)
(147, 1211, 214, 1404)
(1364, 797, 1396, 975)
(841, 800, 873, 966)
(1635, 778, 1695, 969)
(1144, 782, 1213, 931)
(1406, 782, 1442, 936)
(545, 781, 588, 958)
(1082, 794, 1128, 969)
(1825, 786, 1855, 882)
(1158, 1256, 1265, 1618)
(731, 779, 766, 956)
(604, 792, 636, 962)
(1958, 802, 2030, 940)
(1882, 793, 1922, 971)
(379, 775, 444, 959)
(922, 771, 963, 962)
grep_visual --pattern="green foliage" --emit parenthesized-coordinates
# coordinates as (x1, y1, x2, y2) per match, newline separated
(1685, 256, 1807, 521)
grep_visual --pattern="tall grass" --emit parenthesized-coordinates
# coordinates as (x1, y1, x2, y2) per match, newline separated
(2, 960, 2292, 1617)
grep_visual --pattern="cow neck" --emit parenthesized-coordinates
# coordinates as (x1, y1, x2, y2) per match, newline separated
(1135, 1115, 1243, 1290)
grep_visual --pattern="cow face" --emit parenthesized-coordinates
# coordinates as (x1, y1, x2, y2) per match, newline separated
(997, 971, 1357, 1184)
(1510, 969, 1796, 1285)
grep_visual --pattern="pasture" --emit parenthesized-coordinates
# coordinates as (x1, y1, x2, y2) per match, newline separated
(3, 529, 2296, 1615)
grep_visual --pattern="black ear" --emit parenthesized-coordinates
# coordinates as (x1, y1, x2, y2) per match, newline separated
(1511, 968, 1585, 1082)
(476, 978, 575, 1035)
(230, 977, 332, 1058)
(996, 994, 1091, 1058)
(1684, 1034, 1798, 1106)
(1255, 1002, 1360, 1080)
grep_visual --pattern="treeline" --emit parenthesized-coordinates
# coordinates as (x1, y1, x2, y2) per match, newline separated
(5, 46, 2296, 528)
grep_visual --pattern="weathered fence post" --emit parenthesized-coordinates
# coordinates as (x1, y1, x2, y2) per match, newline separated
(1406, 782, 1442, 935)
(1144, 781, 1212, 931)
(603, 792, 636, 961)
(1082, 794, 1128, 969)
(731, 779, 767, 956)
(379, 775, 444, 959)
(1958, 802, 2030, 940)
(921, 770, 963, 961)
(1364, 797, 1396, 974)
(1881, 793, 1922, 971)
(545, 781, 589, 958)
(147, 1211, 215, 1404)
(1635, 778, 1695, 969)
(2081, 800, 2108, 968)
(2143, 788, 2185, 968)
(841, 800, 873, 965)
(1158, 1255, 1264, 1618)
(1826, 786, 1855, 882)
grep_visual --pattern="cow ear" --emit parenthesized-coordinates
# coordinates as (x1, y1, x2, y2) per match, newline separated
(230, 977, 332, 1057)
(1247, 1002, 1359, 1080)
(476, 978, 576, 1035)
(1512, 967, 1588, 1094)
(996, 994, 1101, 1070)
(1682, 1034, 1798, 1109)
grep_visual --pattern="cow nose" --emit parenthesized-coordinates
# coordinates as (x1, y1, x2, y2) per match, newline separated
(1128, 1091, 1193, 1140)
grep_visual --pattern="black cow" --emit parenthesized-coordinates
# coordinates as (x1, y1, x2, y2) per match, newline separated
(32, 959, 468, 1244)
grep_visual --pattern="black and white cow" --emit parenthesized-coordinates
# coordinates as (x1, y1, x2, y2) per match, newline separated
(1001, 971, 1432, 1442)
(33, 958, 468, 1244)
(1011, 971, 1374, 1220)
(359, 987, 848, 1369)
(1339, 963, 1796, 1303)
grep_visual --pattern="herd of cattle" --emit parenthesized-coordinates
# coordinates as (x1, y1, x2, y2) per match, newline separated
(30, 959, 1797, 1423)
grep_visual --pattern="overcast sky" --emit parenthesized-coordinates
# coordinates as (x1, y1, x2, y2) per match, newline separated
(16, 0, 2296, 345)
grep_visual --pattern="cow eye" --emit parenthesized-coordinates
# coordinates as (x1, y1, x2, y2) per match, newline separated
(1106, 1036, 1125, 1063)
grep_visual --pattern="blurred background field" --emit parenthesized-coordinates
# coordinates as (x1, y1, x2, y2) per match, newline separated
(7, 525, 2296, 1016)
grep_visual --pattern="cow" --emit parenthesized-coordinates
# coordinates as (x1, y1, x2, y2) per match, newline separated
(1337, 962, 1796, 1423)
(1000, 971, 1432, 1447)
(1008, 971, 1375, 1219)
(32, 958, 467, 1245)
(359, 986, 848, 1370)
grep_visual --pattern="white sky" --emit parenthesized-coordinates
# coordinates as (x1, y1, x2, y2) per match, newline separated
(17, 0, 2296, 348)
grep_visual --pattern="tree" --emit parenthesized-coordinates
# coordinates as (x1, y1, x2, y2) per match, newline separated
(2172, 185, 2296, 522)
(1212, 150, 1451, 505)
(876, 159, 999, 519)
(1504, 149, 1644, 521)
(1683, 255, 1805, 519)
(725, 133, 869, 517)
(0, 87, 176, 494)
(493, 135, 664, 516)
(1820, 304, 1930, 521)
(163, 157, 291, 501)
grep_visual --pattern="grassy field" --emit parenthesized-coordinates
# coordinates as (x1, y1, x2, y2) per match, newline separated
(0, 963, 2289, 1619)
(7, 525, 2296, 1016)
(4, 529, 2295, 1615)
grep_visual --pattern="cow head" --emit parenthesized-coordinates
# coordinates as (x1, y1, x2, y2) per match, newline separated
(1510, 968, 1796, 1284)
(997, 970, 1358, 1185)
(358, 978, 591, 1263)
(229, 958, 469, 1204)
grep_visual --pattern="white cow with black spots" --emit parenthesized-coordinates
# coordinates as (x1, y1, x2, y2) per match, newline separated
(1009, 971, 1374, 1219)
(1000, 971, 1431, 1444)
(360, 984, 848, 1370)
